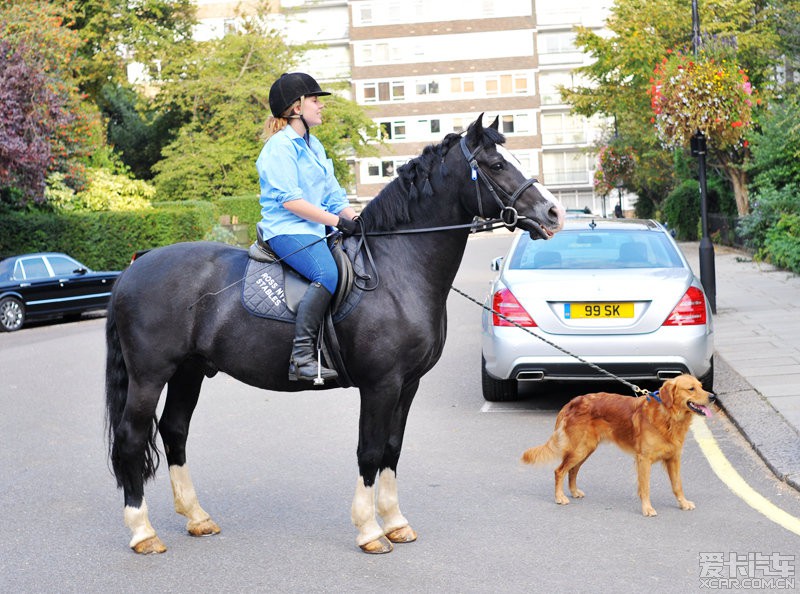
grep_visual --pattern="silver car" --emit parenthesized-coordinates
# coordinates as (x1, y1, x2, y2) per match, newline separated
(480, 218, 714, 401)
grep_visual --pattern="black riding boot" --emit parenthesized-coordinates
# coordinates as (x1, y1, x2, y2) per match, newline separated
(288, 282, 338, 383)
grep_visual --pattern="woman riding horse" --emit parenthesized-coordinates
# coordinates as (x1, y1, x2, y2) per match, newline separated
(257, 72, 359, 383)
(106, 114, 565, 554)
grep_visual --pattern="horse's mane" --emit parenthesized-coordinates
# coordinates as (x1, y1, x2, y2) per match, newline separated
(359, 125, 506, 231)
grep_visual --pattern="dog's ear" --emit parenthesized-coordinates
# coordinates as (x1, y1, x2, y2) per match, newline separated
(659, 379, 675, 408)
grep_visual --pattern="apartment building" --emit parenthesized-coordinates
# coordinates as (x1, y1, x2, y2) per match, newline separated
(191, 0, 625, 212)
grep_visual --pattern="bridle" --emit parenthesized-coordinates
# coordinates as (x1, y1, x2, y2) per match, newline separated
(459, 136, 538, 229)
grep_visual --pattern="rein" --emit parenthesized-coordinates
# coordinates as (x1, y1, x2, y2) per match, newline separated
(189, 132, 543, 304)
(449, 285, 653, 398)
(351, 136, 545, 290)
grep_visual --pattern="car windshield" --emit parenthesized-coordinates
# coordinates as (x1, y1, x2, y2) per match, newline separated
(509, 229, 684, 270)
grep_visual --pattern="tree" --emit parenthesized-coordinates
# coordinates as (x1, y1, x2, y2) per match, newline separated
(0, 2, 96, 204)
(100, 83, 184, 180)
(151, 10, 377, 200)
(65, 0, 196, 107)
(562, 0, 692, 214)
(649, 48, 759, 214)
(562, 0, 786, 216)
(0, 41, 73, 204)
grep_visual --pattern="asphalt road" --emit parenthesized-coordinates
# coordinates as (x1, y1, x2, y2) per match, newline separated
(1, 233, 799, 593)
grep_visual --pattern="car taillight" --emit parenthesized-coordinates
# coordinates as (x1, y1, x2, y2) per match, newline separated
(492, 288, 537, 327)
(662, 286, 707, 326)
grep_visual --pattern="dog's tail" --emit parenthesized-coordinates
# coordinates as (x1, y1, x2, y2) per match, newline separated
(521, 427, 564, 465)
(522, 419, 566, 464)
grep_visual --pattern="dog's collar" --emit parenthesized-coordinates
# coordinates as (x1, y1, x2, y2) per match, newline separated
(646, 390, 663, 404)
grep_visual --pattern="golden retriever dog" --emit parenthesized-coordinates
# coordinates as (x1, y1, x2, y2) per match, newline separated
(521, 374, 714, 516)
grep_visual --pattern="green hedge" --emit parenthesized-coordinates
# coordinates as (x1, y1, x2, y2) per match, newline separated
(217, 194, 260, 244)
(764, 213, 800, 274)
(0, 202, 216, 270)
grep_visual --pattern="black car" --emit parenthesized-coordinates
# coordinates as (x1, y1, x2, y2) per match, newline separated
(0, 252, 121, 332)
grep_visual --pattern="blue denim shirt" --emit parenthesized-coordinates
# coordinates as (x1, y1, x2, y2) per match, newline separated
(256, 125, 348, 240)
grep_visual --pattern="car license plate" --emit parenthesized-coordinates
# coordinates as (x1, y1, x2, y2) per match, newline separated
(564, 302, 634, 319)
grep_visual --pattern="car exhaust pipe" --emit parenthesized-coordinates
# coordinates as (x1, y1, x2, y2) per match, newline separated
(656, 370, 683, 380)
(516, 371, 545, 381)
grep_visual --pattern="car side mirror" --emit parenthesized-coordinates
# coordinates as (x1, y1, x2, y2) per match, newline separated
(490, 256, 504, 271)
(73, 267, 88, 275)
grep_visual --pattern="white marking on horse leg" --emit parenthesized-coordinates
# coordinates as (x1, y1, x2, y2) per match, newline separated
(350, 477, 385, 546)
(376, 469, 409, 533)
(124, 498, 157, 549)
(169, 464, 212, 527)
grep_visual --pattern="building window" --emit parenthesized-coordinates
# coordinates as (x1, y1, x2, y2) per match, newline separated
(416, 119, 441, 136)
(541, 113, 588, 145)
(450, 76, 475, 94)
(542, 152, 592, 185)
(416, 80, 439, 95)
(539, 32, 577, 55)
(357, 5, 373, 25)
(364, 158, 406, 180)
(363, 81, 404, 103)
(486, 73, 527, 96)
(223, 19, 238, 36)
(452, 117, 466, 133)
(539, 71, 574, 105)
(363, 83, 377, 103)
(391, 81, 405, 101)
(379, 121, 406, 140)
(381, 161, 396, 177)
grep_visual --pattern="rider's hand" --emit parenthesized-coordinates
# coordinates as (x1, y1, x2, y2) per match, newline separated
(336, 216, 359, 236)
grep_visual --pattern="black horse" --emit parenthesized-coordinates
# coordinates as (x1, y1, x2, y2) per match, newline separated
(105, 115, 565, 554)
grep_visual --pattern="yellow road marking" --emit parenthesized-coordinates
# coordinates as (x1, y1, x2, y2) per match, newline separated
(691, 417, 800, 536)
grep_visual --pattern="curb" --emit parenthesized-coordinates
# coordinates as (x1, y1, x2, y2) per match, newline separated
(714, 354, 800, 492)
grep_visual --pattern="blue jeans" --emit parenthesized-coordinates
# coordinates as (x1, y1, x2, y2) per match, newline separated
(267, 234, 338, 294)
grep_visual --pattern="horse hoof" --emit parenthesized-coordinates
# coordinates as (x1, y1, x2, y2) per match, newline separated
(132, 536, 167, 554)
(385, 526, 417, 544)
(187, 518, 221, 537)
(359, 536, 394, 554)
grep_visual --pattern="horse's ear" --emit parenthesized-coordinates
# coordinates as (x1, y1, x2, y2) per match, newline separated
(466, 113, 485, 144)
(474, 113, 485, 132)
(488, 115, 500, 131)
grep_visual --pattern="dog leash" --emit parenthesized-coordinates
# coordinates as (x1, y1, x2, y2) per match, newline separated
(449, 286, 653, 398)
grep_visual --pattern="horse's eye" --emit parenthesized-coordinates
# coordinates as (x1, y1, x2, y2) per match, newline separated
(490, 162, 504, 171)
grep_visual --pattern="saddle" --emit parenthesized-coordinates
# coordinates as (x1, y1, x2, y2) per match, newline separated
(243, 230, 363, 387)
(247, 231, 355, 315)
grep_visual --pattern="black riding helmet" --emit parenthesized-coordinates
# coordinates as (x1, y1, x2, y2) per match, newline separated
(269, 72, 331, 118)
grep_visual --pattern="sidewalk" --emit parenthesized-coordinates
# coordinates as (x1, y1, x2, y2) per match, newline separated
(679, 241, 800, 490)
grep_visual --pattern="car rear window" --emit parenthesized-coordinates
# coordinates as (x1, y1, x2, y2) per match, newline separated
(16, 257, 50, 279)
(509, 229, 684, 270)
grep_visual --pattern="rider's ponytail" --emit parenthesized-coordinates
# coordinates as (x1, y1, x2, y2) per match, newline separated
(261, 97, 303, 141)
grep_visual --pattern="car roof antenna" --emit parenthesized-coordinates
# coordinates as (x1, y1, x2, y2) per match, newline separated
(589, 219, 597, 230)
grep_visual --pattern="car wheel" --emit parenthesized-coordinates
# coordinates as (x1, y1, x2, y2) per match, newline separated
(699, 358, 714, 393)
(0, 297, 25, 332)
(481, 356, 519, 402)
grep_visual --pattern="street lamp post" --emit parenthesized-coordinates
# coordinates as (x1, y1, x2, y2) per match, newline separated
(692, 0, 717, 313)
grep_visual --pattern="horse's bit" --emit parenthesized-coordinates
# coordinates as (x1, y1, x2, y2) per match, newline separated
(459, 136, 538, 229)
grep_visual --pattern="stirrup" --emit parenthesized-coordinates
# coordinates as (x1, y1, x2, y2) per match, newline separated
(288, 349, 338, 385)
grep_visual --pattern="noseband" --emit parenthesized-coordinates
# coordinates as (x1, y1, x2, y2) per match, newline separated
(459, 136, 537, 229)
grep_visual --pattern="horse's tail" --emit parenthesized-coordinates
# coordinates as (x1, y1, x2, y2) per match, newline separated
(105, 290, 160, 487)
